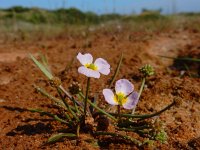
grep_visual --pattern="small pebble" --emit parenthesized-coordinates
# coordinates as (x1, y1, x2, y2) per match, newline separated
(0, 99, 6, 102)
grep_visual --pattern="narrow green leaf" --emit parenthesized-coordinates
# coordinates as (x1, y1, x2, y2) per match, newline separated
(48, 133, 76, 143)
(79, 92, 117, 121)
(29, 54, 53, 79)
(109, 52, 123, 88)
(29, 108, 44, 113)
(39, 52, 51, 73)
(110, 100, 175, 119)
(28, 108, 68, 124)
(33, 85, 66, 109)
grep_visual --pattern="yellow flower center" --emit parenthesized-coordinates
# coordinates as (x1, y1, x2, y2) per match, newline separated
(85, 63, 98, 71)
(114, 92, 127, 106)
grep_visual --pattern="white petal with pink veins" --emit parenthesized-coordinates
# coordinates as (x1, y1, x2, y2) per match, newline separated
(115, 79, 134, 96)
(94, 58, 110, 75)
(77, 53, 93, 65)
(78, 66, 100, 78)
(103, 89, 117, 105)
(123, 92, 139, 109)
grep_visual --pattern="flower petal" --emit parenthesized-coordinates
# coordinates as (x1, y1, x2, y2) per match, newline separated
(123, 92, 139, 109)
(103, 89, 118, 105)
(77, 52, 93, 65)
(78, 66, 100, 78)
(94, 58, 110, 75)
(115, 79, 134, 96)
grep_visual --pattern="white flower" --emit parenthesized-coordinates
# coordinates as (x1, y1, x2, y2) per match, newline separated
(77, 52, 110, 78)
(103, 79, 139, 109)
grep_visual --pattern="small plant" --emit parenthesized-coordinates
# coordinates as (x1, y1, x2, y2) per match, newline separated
(131, 64, 155, 114)
(29, 52, 178, 147)
(76, 52, 110, 125)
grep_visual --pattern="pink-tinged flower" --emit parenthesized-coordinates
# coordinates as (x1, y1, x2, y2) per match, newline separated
(103, 79, 139, 109)
(77, 52, 110, 78)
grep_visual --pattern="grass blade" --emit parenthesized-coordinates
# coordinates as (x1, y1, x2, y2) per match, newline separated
(39, 52, 52, 73)
(28, 108, 68, 124)
(79, 92, 117, 121)
(110, 100, 175, 119)
(30, 54, 53, 79)
(48, 133, 76, 143)
(34, 85, 66, 109)
(109, 52, 123, 88)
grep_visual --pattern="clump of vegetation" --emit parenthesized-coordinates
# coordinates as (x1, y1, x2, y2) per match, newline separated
(29, 52, 179, 147)
(1, 6, 200, 42)
(0, 6, 169, 25)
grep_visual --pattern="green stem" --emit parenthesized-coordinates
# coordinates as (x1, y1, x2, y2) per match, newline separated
(73, 97, 81, 115)
(79, 92, 117, 121)
(59, 85, 73, 100)
(65, 113, 72, 122)
(94, 131, 142, 146)
(28, 108, 68, 124)
(117, 125, 150, 132)
(109, 52, 123, 88)
(76, 123, 80, 137)
(138, 78, 146, 100)
(117, 105, 121, 121)
(34, 85, 77, 123)
(34, 85, 66, 109)
(111, 101, 175, 119)
(83, 77, 90, 125)
(132, 77, 146, 114)
(59, 85, 83, 108)
(57, 88, 80, 122)
(88, 100, 117, 122)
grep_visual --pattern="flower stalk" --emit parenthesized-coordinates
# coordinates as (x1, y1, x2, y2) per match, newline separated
(33, 85, 66, 109)
(109, 52, 123, 88)
(76, 124, 80, 137)
(138, 77, 146, 100)
(117, 105, 121, 121)
(83, 77, 91, 125)
(79, 92, 117, 121)
(110, 100, 175, 119)
(131, 64, 155, 114)
(57, 88, 80, 122)
(131, 77, 146, 114)
(117, 125, 150, 132)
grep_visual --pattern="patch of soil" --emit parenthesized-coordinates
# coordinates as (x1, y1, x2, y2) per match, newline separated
(0, 28, 200, 149)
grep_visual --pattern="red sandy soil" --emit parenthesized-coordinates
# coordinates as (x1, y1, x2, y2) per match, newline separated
(0, 27, 200, 149)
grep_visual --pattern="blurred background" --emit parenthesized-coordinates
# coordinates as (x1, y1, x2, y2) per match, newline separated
(1, 0, 200, 14)
(0, 0, 200, 41)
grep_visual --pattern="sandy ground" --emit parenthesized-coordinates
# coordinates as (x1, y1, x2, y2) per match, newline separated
(0, 27, 200, 149)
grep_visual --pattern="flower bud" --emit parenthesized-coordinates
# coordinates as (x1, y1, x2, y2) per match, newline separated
(69, 81, 81, 95)
(139, 64, 155, 77)
(49, 77, 61, 87)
